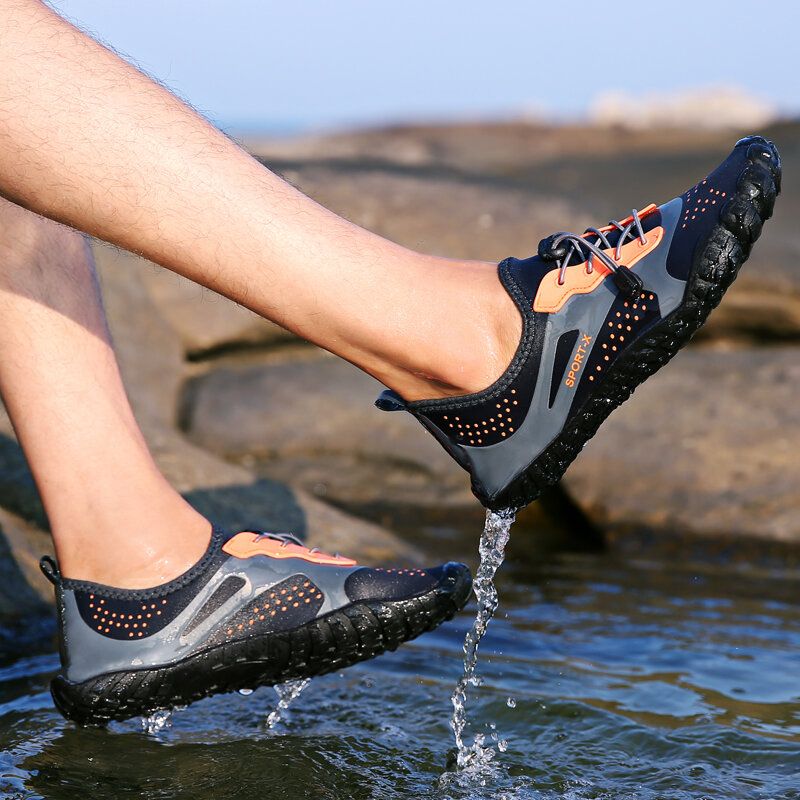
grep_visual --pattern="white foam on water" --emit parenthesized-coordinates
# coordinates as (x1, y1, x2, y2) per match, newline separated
(266, 678, 311, 729)
(449, 507, 516, 774)
(141, 708, 172, 735)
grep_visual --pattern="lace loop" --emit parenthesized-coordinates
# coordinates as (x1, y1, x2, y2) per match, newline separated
(253, 531, 343, 562)
(549, 209, 648, 287)
(254, 531, 305, 548)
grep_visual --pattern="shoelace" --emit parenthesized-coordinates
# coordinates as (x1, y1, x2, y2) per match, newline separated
(254, 530, 342, 560)
(542, 208, 648, 300)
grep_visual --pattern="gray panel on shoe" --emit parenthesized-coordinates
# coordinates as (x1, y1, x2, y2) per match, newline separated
(459, 197, 686, 500)
(62, 556, 358, 683)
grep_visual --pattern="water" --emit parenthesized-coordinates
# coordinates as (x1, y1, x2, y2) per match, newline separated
(450, 508, 515, 771)
(141, 709, 172, 735)
(265, 679, 311, 729)
(2, 509, 800, 799)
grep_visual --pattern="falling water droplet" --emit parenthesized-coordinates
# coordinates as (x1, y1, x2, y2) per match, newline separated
(266, 678, 311, 729)
(506, 697, 517, 709)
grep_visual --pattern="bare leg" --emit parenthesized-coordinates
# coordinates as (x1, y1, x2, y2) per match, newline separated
(0, 198, 210, 586)
(0, 0, 519, 402)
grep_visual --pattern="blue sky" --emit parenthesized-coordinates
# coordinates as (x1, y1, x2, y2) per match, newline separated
(52, 0, 799, 133)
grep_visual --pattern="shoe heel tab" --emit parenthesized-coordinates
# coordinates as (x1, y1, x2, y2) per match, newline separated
(40, 555, 70, 674)
(39, 555, 61, 586)
(375, 389, 407, 412)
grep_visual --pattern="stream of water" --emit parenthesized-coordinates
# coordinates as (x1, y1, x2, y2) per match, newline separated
(450, 508, 516, 773)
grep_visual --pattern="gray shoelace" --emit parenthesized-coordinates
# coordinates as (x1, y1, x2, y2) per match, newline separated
(546, 208, 648, 299)
(254, 530, 336, 559)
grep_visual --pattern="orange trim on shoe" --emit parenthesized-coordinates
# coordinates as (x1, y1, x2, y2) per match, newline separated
(222, 532, 357, 567)
(533, 225, 664, 314)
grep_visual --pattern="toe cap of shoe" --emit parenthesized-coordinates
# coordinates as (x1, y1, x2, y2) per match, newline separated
(344, 561, 471, 604)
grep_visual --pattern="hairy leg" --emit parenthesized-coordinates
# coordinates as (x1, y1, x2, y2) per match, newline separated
(0, 0, 519, 402)
(0, 198, 210, 586)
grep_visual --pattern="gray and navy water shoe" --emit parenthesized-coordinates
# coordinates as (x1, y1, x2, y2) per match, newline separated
(378, 136, 782, 510)
(40, 526, 471, 725)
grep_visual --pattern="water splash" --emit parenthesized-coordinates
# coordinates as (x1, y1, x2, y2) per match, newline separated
(450, 507, 516, 770)
(266, 678, 311, 729)
(141, 709, 172, 735)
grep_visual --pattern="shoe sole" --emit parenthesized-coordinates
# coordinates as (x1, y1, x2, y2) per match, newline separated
(50, 562, 472, 725)
(485, 136, 782, 511)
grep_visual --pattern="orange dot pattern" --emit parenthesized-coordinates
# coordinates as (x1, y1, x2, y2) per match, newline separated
(211, 575, 325, 645)
(586, 291, 659, 387)
(425, 386, 524, 449)
(77, 591, 173, 640)
(372, 567, 427, 577)
(682, 179, 726, 230)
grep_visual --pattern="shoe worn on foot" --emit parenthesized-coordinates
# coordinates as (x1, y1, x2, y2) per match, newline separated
(377, 135, 782, 510)
(40, 527, 471, 725)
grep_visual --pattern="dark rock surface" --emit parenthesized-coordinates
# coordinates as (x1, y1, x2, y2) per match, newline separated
(0, 508, 51, 615)
(564, 346, 800, 545)
(181, 351, 473, 510)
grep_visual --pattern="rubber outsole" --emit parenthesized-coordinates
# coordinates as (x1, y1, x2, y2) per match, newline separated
(483, 136, 782, 511)
(51, 562, 472, 725)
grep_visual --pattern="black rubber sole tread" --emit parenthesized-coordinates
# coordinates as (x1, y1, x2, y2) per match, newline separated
(485, 136, 782, 511)
(51, 563, 472, 725)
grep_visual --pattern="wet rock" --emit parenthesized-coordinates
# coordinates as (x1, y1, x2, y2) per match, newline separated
(563, 346, 800, 545)
(0, 508, 51, 615)
(0, 423, 47, 533)
(0, 409, 52, 614)
(181, 352, 473, 510)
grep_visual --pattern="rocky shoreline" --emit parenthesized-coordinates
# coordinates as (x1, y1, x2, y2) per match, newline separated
(0, 120, 797, 613)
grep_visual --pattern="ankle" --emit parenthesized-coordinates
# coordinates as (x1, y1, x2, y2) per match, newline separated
(55, 506, 213, 589)
(386, 262, 521, 402)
